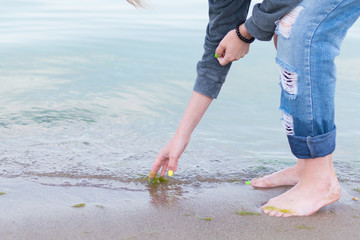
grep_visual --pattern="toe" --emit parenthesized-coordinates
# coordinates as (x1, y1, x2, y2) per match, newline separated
(261, 206, 270, 215)
(252, 178, 269, 188)
(282, 213, 292, 218)
(274, 211, 284, 217)
(268, 210, 277, 217)
(262, 208, 270, 214)
(251, 178, 261, 187)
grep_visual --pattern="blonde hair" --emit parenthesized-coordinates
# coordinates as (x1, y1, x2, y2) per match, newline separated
(127, 0, 145, 8)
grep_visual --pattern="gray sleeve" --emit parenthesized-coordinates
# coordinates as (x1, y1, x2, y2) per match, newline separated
(245, 0, 302, 41)
(193, 0, 251, 99)
(194, 0, 302, 99)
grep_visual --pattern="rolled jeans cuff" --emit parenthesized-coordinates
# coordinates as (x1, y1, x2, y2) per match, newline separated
(287, 126, 336, 159)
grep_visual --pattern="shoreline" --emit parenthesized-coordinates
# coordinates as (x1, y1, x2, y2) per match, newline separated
(1, 177, 360, 240)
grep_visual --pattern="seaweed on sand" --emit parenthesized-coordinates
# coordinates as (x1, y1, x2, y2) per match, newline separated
(195, 215, 213, 221)
(236, 211, 261, 216)
(72, 203, 86, 208)
(296, 225, 313, 230)
(263, 206, 292, 214)
(146, 172, 168, 186)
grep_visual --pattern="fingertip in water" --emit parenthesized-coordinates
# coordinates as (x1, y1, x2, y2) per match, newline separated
(149, 171, 157, 179)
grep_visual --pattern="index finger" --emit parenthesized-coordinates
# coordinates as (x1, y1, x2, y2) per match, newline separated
(150, 155, 167, 178)
(218, 55, 232, 66)
(215, 44, 225, 59)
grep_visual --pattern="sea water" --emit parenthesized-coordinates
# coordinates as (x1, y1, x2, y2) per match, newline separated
(1, 0, 360, 192)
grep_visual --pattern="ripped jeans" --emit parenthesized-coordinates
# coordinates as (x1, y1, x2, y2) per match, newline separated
(276, 0, 360, 159)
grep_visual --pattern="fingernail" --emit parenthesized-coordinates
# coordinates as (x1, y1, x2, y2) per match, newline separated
(149, 172, 157, 179)
(215, 52, 219, 58)
(245, 181, 251, 185)
(168, 170, 173, 176)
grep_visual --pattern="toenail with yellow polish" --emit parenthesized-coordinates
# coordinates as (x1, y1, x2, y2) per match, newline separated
(168, 170, 173, 176)
(279, 209, 292, 214)
(263, 206, 277, 211)
(263, 206, 293, 215)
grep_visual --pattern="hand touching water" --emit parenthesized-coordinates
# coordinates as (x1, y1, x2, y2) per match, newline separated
(150, 134, 190, 178)
(149, 91, 213, 178)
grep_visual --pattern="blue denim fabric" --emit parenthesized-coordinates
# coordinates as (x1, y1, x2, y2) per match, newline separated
(276, 0, 360, 159)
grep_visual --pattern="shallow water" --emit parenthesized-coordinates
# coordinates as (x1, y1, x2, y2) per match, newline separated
(1, 0, 360, 192)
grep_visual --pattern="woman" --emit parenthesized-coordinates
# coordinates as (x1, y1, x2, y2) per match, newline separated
(129, 0, 360, 216)
(146, 0, 301, 176)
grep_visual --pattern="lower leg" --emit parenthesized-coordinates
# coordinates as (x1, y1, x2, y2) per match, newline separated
(261, 154, 341, 217)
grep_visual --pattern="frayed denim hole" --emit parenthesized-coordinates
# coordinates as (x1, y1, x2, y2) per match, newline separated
(281, 110, 294, 136)
(280, 67, 298, 95)
(277, 6, 304, 39)
(277, 59, 298, 99)
(274, 20, 281, 37)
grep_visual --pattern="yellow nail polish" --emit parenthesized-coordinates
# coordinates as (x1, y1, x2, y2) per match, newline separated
(168, 170, 173, 176)
(215, 52, 219, 58)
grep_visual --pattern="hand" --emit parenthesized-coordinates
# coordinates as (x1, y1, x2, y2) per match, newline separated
(150, 134, 190, 178)
(150, 91, 213, 178)
(215, 24, 252, 66)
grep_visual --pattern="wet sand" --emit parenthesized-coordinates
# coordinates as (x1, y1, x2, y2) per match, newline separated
(1, 177, 360, 240)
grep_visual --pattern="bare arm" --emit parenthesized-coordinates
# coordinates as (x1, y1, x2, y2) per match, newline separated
(150, 91, 213, 177)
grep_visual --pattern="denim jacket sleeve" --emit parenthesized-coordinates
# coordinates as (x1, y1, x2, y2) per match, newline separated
(194, 0, 302, 99)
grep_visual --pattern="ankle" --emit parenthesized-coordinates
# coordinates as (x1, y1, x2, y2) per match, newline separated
(294, 159, 304, 169)
(300, 171, 333, 190)
(291, 164, 302, 177)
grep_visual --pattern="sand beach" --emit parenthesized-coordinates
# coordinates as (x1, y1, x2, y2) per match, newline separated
(1, 177, 360, 240)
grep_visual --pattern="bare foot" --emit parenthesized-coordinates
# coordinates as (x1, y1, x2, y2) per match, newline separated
(251, 160, 303, 188)
(261, 154, 341, 217)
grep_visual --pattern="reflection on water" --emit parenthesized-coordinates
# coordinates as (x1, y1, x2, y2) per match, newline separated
(147, 182, 185, 207)
(0, 0, 360, 191)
